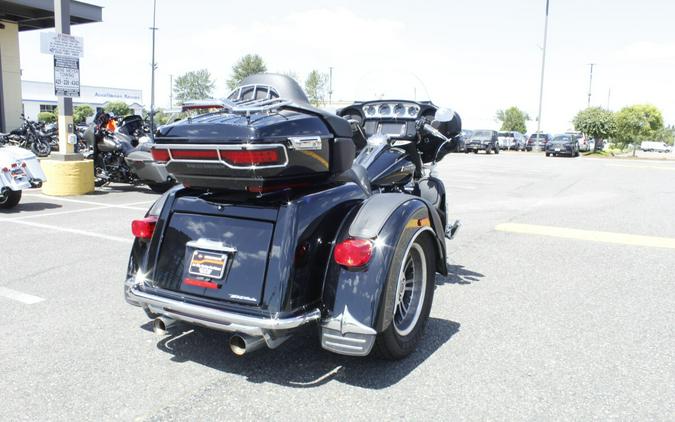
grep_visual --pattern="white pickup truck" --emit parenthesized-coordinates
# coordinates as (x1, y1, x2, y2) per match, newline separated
(0, 144, 46, 209)
(640, 141, 672, 153)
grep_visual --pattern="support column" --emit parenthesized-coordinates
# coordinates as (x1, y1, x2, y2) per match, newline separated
(42, 0, 94, 196)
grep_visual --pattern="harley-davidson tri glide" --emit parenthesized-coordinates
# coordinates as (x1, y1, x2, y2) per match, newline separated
(125, 74, 460, 359)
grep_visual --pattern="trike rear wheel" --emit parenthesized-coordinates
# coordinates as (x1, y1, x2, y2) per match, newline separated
(374, 231, 435, 360)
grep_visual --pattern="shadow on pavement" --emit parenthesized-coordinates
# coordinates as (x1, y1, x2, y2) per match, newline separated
(85, 183, 160, 196)
(151, 317, 460, 389)
(436, 264, 485, 285)
(1, 201, 62, 214)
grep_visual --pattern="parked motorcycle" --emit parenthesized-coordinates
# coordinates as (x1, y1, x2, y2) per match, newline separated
(1, 115, 52, 157)
(125, 74, 460, 359)
(83, 112, 174, 193)
(0, 144, 46, 209)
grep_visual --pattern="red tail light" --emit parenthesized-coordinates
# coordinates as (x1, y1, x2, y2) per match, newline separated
(131, 215, 158, 240)
(151, 148, 170, 163)
(334, 238, 373, 268)
(220, 149, 280, 166)
(170, 149, 219, 160)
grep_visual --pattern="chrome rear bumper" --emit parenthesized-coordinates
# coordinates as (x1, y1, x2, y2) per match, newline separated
(125, 280, 321, 338)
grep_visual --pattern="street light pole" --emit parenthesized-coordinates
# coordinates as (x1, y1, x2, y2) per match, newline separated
(328, 67, 333, 105)
(587, 63, 595, 107)
(535, 0, 550, 150)
(169, 74, 173, 109)
(149, 0, 158, 139)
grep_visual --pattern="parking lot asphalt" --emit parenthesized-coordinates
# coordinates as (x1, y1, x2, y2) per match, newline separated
(1, 152, 673, 421)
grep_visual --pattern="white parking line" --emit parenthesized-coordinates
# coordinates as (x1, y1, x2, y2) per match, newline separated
(606, 163, 675, 171)
(496, 223, 675, 249)
(22, 194, 149, 210)
(0, 218, 133, 244)
(0, 287, 45, 304)
(8, 206, 109, 220)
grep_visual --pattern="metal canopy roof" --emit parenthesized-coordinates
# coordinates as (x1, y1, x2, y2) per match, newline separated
(0, 0, 102, 31)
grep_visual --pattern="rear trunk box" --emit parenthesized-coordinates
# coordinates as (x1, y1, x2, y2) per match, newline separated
(153, 109, 354, 191)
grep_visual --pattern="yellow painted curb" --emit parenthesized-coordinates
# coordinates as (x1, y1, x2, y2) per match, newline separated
(41, 160, 95, 196)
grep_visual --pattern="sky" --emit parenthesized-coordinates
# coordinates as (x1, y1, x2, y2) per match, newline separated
(17, 0, 675, 132)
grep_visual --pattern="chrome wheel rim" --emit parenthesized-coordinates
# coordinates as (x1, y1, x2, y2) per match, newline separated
(393, 242, 426, 336)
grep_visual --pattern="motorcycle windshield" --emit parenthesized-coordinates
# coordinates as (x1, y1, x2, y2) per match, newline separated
(351, 69, 433, 103)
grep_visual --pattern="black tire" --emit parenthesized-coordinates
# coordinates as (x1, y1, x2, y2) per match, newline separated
(31, 139, 51, 157)
(374, 231, 435, 360)
(147, 181, 175, 194)
(0, 190, 22, 209)
(464, 149, 470, 154)
(485, 146, 491, 154)
(495, 145, 500, 154)
(545, 152, 550, 157)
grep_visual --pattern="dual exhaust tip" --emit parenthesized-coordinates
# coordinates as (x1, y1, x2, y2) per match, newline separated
(152, 316, 267, 356)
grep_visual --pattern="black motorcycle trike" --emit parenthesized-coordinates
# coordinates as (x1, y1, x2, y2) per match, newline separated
(125, 74, 460, 359)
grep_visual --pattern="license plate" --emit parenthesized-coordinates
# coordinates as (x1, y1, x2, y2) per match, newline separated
(188, 250, 227, 279)
(11, 168, 26, 180)
(555, 148, 561, 152)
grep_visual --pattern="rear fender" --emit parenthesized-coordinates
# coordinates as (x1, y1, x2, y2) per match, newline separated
(125, 151, 171, 184)
(321, 193, 446, 337)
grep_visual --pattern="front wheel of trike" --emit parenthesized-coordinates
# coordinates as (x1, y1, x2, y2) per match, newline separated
(374, 231, 435, 360)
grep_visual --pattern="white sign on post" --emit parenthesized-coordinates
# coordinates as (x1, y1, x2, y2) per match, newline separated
(53, 56, 80, 97)
(41, 32, 83, 98)
(40, 32, 84, 58)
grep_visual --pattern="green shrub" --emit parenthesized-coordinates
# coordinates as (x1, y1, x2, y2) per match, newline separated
(37, 112, 57, 123)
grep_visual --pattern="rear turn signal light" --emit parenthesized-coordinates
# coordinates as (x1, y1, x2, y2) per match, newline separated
(220, 149, 280, 166)
(334, 238, 373, 268)
(131, 215, 158, 240)
(151, 148, 170, 163)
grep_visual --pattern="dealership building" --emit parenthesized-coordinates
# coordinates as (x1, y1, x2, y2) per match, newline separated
(22, 80, 144, 122)
(0, 0, 103, 132)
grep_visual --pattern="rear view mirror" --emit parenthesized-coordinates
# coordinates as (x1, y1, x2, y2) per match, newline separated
(434, 108, 455, 123)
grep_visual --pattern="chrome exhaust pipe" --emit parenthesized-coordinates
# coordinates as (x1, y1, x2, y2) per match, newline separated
(153, 316, 175, 336)
(229, 334, 266, 356)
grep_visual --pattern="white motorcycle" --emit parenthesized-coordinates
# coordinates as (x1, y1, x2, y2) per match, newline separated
(0, 143, 47, 209)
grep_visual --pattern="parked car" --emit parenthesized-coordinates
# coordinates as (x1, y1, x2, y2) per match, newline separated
(545, 134, 579, 157)
(465, 130, 499, 154)
(565, 131, 589, 152)
(498, 131, 526, 150)
(526, 132, 552, 151)
(640, 141, 672, 153)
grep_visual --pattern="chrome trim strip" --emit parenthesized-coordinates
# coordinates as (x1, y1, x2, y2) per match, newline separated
(186, 239, 237, 254)
(158, 143, 290, 170)
(126, 283, 321, 334)
(288, 136, 323, 150)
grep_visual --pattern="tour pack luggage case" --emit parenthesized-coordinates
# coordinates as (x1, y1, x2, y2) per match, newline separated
(150, 74, 355, 192)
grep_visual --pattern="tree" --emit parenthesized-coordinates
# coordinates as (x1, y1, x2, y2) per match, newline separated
(572, 107, 617, 152)
(37, 112, 56, 123)
(173, 69, 215, 104)
(304, 70, 328, 107)
(614, 104, 664, 148)
(495, 107, 529, 133)
(226, 54, 267, 91)
(104, 101, 131, 117)
(73, 104, 94, 124)
(654, 125, 675, 146)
